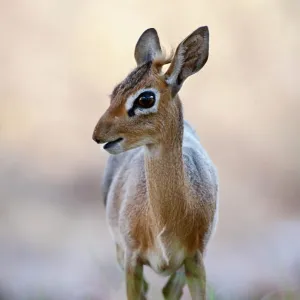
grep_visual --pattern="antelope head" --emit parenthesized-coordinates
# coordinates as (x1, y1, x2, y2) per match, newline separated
(93, 26, 209, 154)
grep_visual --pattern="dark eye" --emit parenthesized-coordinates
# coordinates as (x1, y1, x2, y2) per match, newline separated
(137, 92, 155, 108)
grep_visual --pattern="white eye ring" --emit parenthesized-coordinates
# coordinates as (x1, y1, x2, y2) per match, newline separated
(125, 88, 160, 116)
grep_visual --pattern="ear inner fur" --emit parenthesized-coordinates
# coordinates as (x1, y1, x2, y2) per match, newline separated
(165, 26, 209, 94)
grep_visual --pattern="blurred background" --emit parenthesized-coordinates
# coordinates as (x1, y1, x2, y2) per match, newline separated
(1, 0, 300, 299)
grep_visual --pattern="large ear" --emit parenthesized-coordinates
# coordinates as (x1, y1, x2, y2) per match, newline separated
(165, 26, 209, 95)
(134, 28, 162, 65)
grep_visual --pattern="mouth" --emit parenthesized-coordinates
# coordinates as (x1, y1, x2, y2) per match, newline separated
(103, 137, 123, 150)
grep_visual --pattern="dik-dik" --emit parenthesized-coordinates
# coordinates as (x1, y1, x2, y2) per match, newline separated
(93, 26, 219, 300)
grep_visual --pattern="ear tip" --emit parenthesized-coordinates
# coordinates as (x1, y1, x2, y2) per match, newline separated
(185, 26, 209, 42)
(146, 27, 157, 32)
(197, 26, 209, 37)
(141, 28, 158, 38)
(136, 28, 159, 44)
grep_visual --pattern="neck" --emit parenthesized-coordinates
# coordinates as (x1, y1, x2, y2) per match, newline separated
(144, 98, 186, 229)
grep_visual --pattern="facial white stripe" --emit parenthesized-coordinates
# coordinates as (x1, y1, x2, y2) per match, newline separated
(125, 88, 160, 116)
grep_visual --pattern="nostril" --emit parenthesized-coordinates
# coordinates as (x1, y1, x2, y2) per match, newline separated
(92, 134, 101, 144)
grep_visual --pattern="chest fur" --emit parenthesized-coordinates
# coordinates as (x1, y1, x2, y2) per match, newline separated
(142, 231, 186, 276)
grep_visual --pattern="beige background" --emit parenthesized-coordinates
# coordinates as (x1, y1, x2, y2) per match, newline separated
(1, 0, 300, 299)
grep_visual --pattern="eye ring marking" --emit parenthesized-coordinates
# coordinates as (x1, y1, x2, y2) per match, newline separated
(125, 88, 161, 117)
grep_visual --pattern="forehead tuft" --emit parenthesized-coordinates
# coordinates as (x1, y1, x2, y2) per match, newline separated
(111, 61, 152, 98)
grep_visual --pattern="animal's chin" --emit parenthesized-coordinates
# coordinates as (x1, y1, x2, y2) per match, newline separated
(103, 137, 123, 150)
(103, 138, 124, 155)
(103, 138, 154, 155)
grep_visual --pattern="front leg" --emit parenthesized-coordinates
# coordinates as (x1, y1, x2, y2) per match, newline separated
(184, 251, 206, 300)
(125, 251, 145, 300)
(162, 266, 185, 300)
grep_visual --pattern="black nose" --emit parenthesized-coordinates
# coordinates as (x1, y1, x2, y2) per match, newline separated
(94, 138, 100, 144)
(92, 134, 101, 144)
